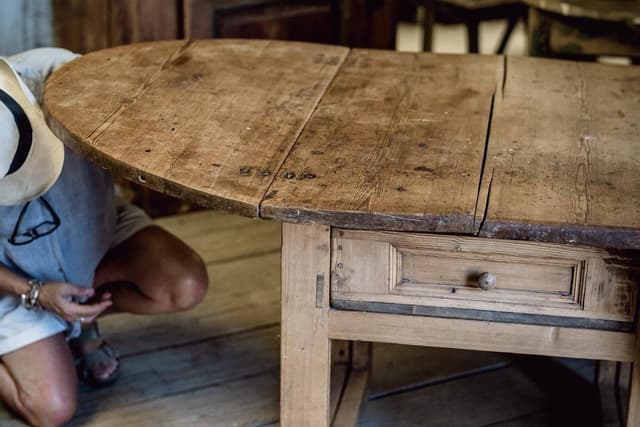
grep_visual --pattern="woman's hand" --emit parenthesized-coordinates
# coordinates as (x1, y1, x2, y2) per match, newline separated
(38, 282, 112, 323)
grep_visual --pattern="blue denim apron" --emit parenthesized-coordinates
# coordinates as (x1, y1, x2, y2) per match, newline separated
(0, 146, 117, 288)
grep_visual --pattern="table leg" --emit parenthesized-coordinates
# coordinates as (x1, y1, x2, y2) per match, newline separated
(627, 330, 640, 426)
(466, 19, 479, 53)
(281, 223, 332, 427)
(421, 0, 436, 52)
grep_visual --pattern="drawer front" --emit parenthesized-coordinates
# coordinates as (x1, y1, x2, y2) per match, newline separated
(331, 230, 638, 330)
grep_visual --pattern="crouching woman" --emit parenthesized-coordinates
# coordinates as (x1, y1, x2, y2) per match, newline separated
(0, 49, 208, 427)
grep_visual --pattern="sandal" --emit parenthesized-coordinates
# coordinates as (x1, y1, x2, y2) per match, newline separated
(70, 322, 121, 387)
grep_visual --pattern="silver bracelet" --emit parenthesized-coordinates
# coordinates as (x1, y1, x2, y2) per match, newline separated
(20, 279, 43, 310)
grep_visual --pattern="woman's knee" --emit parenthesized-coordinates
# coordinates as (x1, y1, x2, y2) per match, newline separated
(16, 382, 76, 427)
(170, 254, 209, 310)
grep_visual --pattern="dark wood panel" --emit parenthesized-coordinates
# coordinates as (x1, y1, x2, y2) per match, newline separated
(185, 0, 397, 49)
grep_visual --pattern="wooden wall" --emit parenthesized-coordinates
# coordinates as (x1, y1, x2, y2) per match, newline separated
(52, 0, 180, 54)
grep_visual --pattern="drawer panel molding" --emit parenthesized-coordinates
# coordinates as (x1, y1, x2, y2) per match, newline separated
(331, 229, 638, 330)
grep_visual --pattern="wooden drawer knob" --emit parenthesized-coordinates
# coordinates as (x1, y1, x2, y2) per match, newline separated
(478, 272, 496, 290)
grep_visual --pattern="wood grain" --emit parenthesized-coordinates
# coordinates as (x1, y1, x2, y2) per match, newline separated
(44, 39, 348, 217)
(44, 41, 640, 248)
(52, 0, 179, 54)
(478, 56, 640, 249)
(262, 49, 501, 233)
(359, 366, 546, 427)
(329, 310, 636, 362)
(73, 326, 281, 420)
(332, 230, 638, 326)
(70, 369, 281, 427)
(281, 223, 332, 426)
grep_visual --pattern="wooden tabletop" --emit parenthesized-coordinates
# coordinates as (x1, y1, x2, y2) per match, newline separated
(43, 39, 640, 249)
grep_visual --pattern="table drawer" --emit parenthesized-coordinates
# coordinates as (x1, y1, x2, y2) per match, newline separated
(331, 229, 638, 331)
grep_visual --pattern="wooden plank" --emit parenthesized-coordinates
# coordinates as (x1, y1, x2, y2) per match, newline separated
(329, 310, 636, 361)
(370, 343, 507, 396)
(262, 50, 502, 233)
(358, 367, 546, 427)
(136, 0, 179, 41)
(333, 342, 371, 427)
(478, 56, 640, 249)
(331, 364, 350, 423)
(52, 0, 111, 53)
(487, 411, 550, 426)
(281, 223, 332, 426)
(44, 39, 349, 217)
(332, 300, 634, 332)
(333, 369, 369, 427)
(108, 0, 141, 46)
(70, 370, 280, 427)
(73, 326, 280, 420)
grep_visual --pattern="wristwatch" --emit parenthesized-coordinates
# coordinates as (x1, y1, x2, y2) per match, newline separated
(20, 279, 43, 310)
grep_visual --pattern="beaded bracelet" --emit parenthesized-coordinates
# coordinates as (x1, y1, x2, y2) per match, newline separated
(20, 279, 43, 310)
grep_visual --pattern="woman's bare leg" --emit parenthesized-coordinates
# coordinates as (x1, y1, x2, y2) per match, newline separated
(93, 226, 208, 314)
(0, 334, 77, 427)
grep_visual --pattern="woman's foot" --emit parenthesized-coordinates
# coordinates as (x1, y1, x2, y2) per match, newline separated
(70, 322, 120, 386)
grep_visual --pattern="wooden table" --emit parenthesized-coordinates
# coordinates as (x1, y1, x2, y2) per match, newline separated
(43, 39, 640, 426)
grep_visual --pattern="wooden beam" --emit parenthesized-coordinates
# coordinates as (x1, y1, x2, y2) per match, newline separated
(332, 342, 371, 427)
(329, 310, 636, 362)
(281, 223, 332, 426)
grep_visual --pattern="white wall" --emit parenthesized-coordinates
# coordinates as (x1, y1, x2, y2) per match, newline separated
(0, 0, 55, 56)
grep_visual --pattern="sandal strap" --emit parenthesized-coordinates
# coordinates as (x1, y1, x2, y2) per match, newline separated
(83, 341, 119, 364)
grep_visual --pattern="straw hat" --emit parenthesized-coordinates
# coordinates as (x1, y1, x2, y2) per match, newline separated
(0, 56, 64, 206)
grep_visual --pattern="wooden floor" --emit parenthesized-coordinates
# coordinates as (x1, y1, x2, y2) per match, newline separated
(0, 211, 627, 426)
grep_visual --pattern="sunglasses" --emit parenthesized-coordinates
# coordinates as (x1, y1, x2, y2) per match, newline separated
(9, 196, 60, 246)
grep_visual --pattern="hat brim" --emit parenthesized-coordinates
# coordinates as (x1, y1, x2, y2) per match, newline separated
(0, 57, 64, 206)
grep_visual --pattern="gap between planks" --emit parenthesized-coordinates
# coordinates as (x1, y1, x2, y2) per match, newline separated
(255, 49, 349, 220)
(474, 55, 506, 235)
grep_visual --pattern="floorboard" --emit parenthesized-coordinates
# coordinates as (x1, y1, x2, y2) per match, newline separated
(359, 367, 547, 427)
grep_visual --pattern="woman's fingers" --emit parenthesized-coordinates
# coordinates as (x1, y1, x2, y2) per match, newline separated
(61, 299, 112, 321)
(62, 283, 95, 298)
